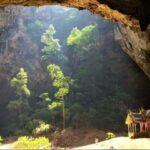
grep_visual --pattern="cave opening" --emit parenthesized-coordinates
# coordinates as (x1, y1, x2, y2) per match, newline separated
(0, 4, 150, 147)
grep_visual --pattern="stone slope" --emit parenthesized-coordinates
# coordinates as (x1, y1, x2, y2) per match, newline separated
(73, 137, 150, 149)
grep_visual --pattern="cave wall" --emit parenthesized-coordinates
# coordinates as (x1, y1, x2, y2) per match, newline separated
(115, 24, 150, 78)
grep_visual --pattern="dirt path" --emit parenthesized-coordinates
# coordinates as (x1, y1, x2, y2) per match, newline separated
(73, 137, 150, 149)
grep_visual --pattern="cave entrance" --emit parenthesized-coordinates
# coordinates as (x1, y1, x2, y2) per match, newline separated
(1, 5, 150, 138)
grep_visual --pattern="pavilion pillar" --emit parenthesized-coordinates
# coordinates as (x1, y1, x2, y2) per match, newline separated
(135, 124, 136, 133)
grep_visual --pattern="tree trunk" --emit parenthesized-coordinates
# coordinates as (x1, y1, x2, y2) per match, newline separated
(62, 98, 65, 130)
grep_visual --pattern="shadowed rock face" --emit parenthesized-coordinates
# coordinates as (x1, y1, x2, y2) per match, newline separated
(115, 24, 150, 78)
(0, 0, 149, 30)
(98, 0, 150, 31)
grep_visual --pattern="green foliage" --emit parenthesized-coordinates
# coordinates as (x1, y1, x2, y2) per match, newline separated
(41, 25, 61, 61)
(14, 136, 51, 149)
(0, 136, 3, 145)
(47, 64, 64, 80)
(67, 24, 96, 46)
(7, 99, 29, 111)
(10, 68, 30, 97)
(106, 132, 116, 140)
(7, 100, 22, 110)
(47, 64, 72, 129)
(47, 64, 70, 99)
(32, 121, 51, 135)
(6, 68, 31, 134)
(48, 101, 62, 110)
(67, 27, 81, 45)
(39, 93, 51, 102)
(8, 68, 30, 113)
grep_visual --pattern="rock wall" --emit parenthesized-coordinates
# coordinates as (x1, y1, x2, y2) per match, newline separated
(115, 24, 150, 78)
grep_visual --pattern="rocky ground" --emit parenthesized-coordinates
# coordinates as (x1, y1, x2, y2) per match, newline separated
(1, 137, 150, 149)
(0, 143, 14, 149)
(73, 137, 150, 149)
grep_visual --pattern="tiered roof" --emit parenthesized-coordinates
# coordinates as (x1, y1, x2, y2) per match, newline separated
(125, 109, 150, 125)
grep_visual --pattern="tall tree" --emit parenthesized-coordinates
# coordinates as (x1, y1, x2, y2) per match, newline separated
(47, 64, 71, 130)
(7, 68, 30, 114)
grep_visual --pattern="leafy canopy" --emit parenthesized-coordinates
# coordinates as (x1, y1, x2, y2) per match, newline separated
(47, 64, 72, 129)
(32, 121, 51, 135)
(47, 64, 70, 99)
(41, 25, 61, 60)
(67, 24, 96, 46)
(7, 68, 30, 112)
(48, 101, 62, 110)
(11, 68, 30, 97)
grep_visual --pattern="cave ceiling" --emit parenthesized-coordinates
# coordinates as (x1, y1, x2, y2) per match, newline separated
(0, 0, 149, 31)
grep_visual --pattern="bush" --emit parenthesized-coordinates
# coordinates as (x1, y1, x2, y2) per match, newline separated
(106, 132, 116, 140)
(32, 121, 51, 135)
(0, 136, 3, 145)
(14, 136, 51, 149)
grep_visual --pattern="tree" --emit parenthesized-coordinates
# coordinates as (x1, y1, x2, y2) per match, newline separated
(67, 24, 97, 47)
(47, 64, 71, 130)
(7, 68, 30, 114)
(10, 68, 30, 97)
(41, 24, 61, 63)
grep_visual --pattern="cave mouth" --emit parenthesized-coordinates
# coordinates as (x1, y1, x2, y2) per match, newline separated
(0, 5, 150, 139)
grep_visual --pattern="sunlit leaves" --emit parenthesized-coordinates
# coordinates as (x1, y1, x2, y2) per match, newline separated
(106, 132, 116, 140)
(47, 64, 70, 99)
(41, 25, 61, 61)
(47, 64, 71, 129)
(32, 121, 51, 135)
(47, 64, 64, 80)
(48, 101, 62, 110)
(14, 136, 51, 149)
(67, 27, 81, 45)
(67, 24, 97, 46)
(8, 68, 30, 114)
(11, 68, 30, 97)
(54, 88, 69, 99)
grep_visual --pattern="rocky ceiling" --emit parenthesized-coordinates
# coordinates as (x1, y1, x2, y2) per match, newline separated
(1, 0, 150, 79)
(0, 0, 149, 31)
